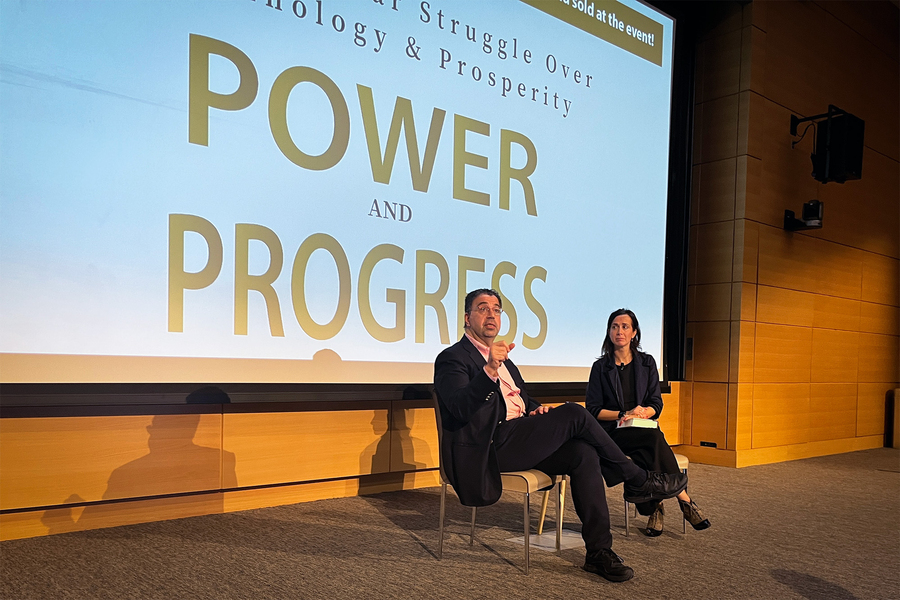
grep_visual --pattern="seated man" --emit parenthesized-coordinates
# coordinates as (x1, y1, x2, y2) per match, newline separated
(434, 289, 687, 582)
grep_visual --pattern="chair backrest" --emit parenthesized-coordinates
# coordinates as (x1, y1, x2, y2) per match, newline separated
(432, 392, 451, 485)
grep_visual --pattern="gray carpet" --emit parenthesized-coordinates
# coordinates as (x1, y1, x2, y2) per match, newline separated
(2, 448, 898, 599)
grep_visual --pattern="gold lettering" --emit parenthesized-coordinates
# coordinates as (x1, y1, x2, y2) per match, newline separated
(491, 261, 518, 344)
(234, 224, 285, 336)
(168, 214, 224, 333)
(358, 244, 406, 342)
(357, 85, 446, 192)
(415, 250, 450, 344)
(290, 233, 351, 339)
(188, 35, 258, 146)
(456, 256, 485, 339)
(499, 129, 538, 216)
(522, 266, 548, 349)
(269, 67, 350, 170)
(452, 114, 490, 206)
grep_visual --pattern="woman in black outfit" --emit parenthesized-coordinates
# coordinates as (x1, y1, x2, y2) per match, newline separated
(586, 308, 710, 536)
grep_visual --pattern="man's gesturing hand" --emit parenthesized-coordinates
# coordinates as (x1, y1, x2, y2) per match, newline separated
(486, 341, 515, 378)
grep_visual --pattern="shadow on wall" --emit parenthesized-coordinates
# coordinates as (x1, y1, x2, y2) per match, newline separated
(40, 387, 237, 535)
(359, 386, 435, 494)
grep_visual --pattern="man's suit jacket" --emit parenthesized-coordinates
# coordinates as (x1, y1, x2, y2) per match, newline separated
(433, 335, 541, 506)
(584, 351, 664, 434)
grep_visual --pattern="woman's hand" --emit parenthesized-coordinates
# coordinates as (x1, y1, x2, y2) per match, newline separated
(626, 406, 656, 420)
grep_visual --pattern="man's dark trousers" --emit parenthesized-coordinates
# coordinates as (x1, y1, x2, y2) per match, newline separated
(492, 402, 645, 551)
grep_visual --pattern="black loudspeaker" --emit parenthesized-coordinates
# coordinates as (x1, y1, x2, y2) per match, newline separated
(811, 112, 865, 183)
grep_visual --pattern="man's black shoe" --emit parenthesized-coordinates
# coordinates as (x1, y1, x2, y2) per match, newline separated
(583, 548, 634, 582)
(623, 471, 688, 504)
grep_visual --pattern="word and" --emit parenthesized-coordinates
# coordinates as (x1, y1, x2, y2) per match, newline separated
(369, 200, 413, 222)
(168, 214, 548, 348)
(189, 34, 539, 215)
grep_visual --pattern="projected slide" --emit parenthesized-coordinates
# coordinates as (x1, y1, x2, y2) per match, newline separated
(0, 0, 674, 383)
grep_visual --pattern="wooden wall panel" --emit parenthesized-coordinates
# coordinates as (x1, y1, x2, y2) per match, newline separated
(751, 383, 810, 448)
(736, 219, 759, 284)
(731, 321, 755, 383)
(732, 282, 757, 322)
(821, 9, 900, 161)
(737, 91, 766, 159)
(763, 1, 828, 118)
(857, 383, 892, 437)
(691, 320, 732, 382)
(691, 101, 706, 168)
(1, 469, 444, 542)
(753, 323, 812, 383)
(740, 25, 766, 95)
(688, 283, 732, 322)
(757, 226, 821, 294)
(817, 151, 900, 258)
(736, 435, 882, 468)
(223, 409, 390, 488)
(859, 301, 900, 336)
(813, 295, 861, 332)
(736, 155, 758, 221)
(0, 414, 223, 511)
(696, 28, 742, 103)
(861, 252, 900, 305)
(813, 244, 865, 300)
(745, 0, 766, 31)
(732, 383, 753, 450)
(390, 407, 439, 472)
(692, 221, 736, 284)
(684, 321, 695, 381)
(659, 383, 682, 445)
(857, 333, 900, 383)
(756, 285, 814, 327)
(691, 383, 728, 449)
(4, 492, 228, 542)
(697, 94, 740, 163)
(811, 329, 858, 384)
(819, 2, 899, 73)
(690, 162, 702, 227)
(808, 383, 858, 442)
(679, 382, 693, 446)
(696, 158, 737, 223)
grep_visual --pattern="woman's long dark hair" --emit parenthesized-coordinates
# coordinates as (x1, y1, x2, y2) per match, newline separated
(601, 308, 642, 357)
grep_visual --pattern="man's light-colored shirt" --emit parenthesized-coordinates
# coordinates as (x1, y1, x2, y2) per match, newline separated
(465, 332, 526, 420)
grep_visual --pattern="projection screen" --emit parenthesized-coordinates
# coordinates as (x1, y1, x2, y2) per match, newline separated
(0, 0, 675, 383)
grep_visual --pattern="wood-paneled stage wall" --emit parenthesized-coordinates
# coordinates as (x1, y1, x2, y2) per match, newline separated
(2, 385, 666, 542)
(677, 0, 898, 468)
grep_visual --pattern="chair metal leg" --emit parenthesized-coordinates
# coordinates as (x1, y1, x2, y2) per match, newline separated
(682, 467, 688, 534)
(470, 507, 477, 546)
(555, 478, 564, 554)
(537, 489, 551, 536)
(438, 483, 446, 559)
(523, 491, 530, 575)
(624, 498, 630, 537)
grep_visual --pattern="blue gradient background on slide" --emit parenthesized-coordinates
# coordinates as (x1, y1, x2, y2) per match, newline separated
(0, 0, 673, 381)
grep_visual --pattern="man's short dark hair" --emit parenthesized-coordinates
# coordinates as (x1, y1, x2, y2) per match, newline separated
(464, 288, 502, 314)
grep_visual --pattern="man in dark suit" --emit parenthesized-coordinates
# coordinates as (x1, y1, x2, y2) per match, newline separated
(434, 289, 687, 582)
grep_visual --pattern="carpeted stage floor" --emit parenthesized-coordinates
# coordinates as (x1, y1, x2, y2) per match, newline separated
(2, 447, 898, 599)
